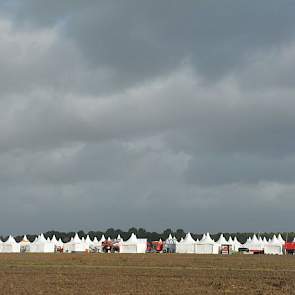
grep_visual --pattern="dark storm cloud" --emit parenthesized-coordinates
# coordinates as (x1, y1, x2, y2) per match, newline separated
(0, 1, 295, 234)
(4, 0, 295, 89)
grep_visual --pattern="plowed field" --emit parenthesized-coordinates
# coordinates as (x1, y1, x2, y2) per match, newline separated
(0, 254, 294, 294)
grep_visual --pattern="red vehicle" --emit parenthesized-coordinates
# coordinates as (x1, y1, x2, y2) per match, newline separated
(146, 241, 164, 253)
(102, 240, 120, 253)
(284, 242, 295, 254)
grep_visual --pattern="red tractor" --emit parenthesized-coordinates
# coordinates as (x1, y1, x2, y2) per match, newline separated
(284, 242, 295, 254)
(146, 241, 164, 253)
(102, 240, 120, 253)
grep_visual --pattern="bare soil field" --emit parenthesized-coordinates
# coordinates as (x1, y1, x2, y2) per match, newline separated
(0, 254, 295, 294)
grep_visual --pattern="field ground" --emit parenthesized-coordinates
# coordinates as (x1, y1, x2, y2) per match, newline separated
(0, 254, 295, 294)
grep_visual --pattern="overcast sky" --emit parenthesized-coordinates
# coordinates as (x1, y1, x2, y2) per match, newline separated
(1, 1, 295, 235)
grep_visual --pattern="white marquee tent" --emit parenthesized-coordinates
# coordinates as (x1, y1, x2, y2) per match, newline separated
(64, 233, 87, 253)
(264, 235, 283, 255)
(243, 234, 264, 252)
(51, 235, 64, 251)
(1, 235, 20, 253)
(230, 236, 242, 252)
(195, 233, 219, 254)
(120, 233, 146, 253)
(176, 233, 196, 254)
(30, 234, 55, 253)
(19, 235, 31, 252)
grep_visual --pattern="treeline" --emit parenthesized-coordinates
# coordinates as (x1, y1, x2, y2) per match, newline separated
(2, 228, 295, 243)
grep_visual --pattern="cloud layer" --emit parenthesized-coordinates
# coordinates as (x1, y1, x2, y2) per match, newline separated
(0, 1, 295, 234)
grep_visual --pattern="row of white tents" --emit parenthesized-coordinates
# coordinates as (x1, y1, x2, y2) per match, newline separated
(0, 232, 289, 254)
(0, 233, 147, 254)
(170, 233, 287, 254)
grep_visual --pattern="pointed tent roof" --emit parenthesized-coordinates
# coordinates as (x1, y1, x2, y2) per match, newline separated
(233, 236, 241, 246)
(271, 234, 278, 243)
(125, 233, 137, 244)
(4, 235, 17, 244)
(182, 232, 195, 244)
(85, 235, 92, 244)
(54, 238, 63, 247)
(216, 234, 228, 244)
(270, 234, 282, 245)
(23, 235, 29, 242)
(166, 234, 175, 244)
(252, 234, 259, 244)
(20, 235, 30, 243)
(36, 234, 47, 244)
(73, 233, 82, 243)
(51, 235, 58, 244)
(198, 233, 215, 244)
(99, 235, 106, 243)
(200, 233, 206, 241)
(277, 234, 285, 244)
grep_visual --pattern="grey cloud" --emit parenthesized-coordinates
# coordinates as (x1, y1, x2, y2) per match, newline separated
(0, 1, 295, 233)
(186, 154, 295, 186)
(4, 0, 295, 89)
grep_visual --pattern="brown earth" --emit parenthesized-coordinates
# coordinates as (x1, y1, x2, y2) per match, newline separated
(0, 253, 295, 294)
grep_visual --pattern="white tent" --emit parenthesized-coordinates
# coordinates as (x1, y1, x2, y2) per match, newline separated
(120, 233, 138, 253)
(243, 234, 264, 252)
(215, 234, 232, 253)
(30, 234, 55, 253)
(2, 235, 20, 253)
(120, 233, 146, 253)
(64, 233, 87, 253)
(164, 234, 177, 253)
(264, 235, 283, 255)
(19, 235, 31, 252)
(277, 234, 285, 245)
(231, 236, 242, 252)
(166, 234, 172, 242)
(216, 234, 229, 245)
(92, 237, 100, 247)
(137, 238, 148, 253)
(84, 235, 94, 251)
(195, 233, 219, 254)
(88, 236, 100, 252)
(51, 235, 58, 246)
(176, 233, 195, 254)
(51, 235, 63, 251)
(57, 238, 64, 248)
